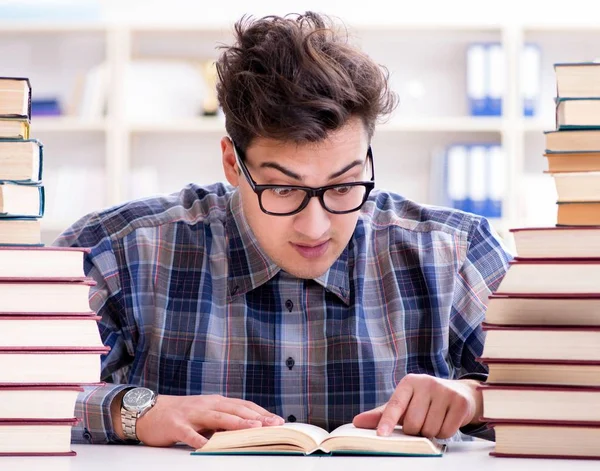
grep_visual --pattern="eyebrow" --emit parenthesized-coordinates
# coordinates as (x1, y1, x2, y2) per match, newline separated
(259, 159, 364, 181)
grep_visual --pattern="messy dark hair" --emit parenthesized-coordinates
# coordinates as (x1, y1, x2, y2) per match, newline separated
(216, 11, 397, 152)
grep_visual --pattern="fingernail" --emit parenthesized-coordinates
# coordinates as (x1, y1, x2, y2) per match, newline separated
(378, 424, 390, 436)
(248, 420, 263, 427)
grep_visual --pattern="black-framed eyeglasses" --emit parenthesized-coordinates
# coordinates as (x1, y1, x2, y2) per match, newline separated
(232, 141, 375, 216)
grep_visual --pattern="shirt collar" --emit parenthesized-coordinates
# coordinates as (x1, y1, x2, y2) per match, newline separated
(226, 190, 351, 305)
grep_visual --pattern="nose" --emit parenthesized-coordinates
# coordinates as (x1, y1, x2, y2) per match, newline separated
(292, 196, 331, 241)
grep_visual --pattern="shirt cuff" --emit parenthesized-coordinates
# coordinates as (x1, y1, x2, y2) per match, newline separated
(457, 372, 494, 441)
(72, 383, 135, 445)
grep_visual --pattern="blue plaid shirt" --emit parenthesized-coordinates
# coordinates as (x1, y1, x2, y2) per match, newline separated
(54, 183, 511, 444)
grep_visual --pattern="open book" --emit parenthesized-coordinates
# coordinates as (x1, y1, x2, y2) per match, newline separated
(192, 423, 443, 456)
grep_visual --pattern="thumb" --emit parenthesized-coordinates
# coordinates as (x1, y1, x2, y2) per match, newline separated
(352, 405, 385, 429)
(179, 425, 209, 450)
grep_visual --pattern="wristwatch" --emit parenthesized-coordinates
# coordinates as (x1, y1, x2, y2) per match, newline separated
(120, 387, 157, 441)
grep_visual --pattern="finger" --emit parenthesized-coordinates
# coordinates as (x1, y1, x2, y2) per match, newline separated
(377, 384, 414, 436)
(213, 401, 280, 426)
(199, 410, 264, 432)
(419, 396, 450, 439)
(438, 400, 470, 439)
(227, 398, 285, 424)
(352, 405, 385, 429)
(177, 424, 209, 450)
(399, 390, 431, 436)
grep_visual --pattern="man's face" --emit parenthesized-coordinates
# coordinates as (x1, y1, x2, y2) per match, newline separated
(222, 118, 371, 279)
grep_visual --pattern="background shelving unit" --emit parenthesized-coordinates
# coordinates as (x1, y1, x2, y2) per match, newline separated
(0, 18, 586, 248)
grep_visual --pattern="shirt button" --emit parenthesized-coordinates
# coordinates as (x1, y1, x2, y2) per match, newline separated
(287, 415, 297, 423)
(231, 285, 239, 295)
(285, 299, 294, 312)
(285, 357, 295, 370)
(83, 429, 92, 443)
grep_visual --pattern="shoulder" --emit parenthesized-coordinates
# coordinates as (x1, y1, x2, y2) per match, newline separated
(361, 190, 481, 238)
(54, 182, 234, 251)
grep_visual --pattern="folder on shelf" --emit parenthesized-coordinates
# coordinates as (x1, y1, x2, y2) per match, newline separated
(521, 43, 541, 117)
(487, 43, 504, 117)
(467, 145, 488, 216)
(467, 44, 488, 116)
(486, 145, 504, 218)
(445, 145, 469, 212)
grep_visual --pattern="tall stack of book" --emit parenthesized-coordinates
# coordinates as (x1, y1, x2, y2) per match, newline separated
(478, 63, 600, 460)
(0, 77, 108, 457)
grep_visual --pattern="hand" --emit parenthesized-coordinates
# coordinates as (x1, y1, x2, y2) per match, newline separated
(114, 394, 284, 449)
(352, 374, 483, 439)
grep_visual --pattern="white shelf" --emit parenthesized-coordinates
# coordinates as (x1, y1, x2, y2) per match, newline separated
(0, 23, 107, 33)
(128, 117, 226, 133)
(40, 220, 73, 233)
(32, 117, 107, 133)
(380, 117, 504, 133)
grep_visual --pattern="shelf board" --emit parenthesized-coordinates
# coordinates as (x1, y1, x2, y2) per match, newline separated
(0, 23, 107, 33)
(129, 117, 226, 133)
(40, 220, 72, 233)
(379, 116, 504, 132)
(520, 119, 555, 133)
(128, 116, 505, 134)
(32, 117, 107, 133)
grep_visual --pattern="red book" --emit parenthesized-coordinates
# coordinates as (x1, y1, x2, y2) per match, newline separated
(0, 278, 96, 314)
(489, 421, 600, 460)
(0, 315, 103, 349)
(0, 348, 109, 384)
(495, 259, 600, 295)
(485, 293, 600, 326)
(481, 324, 600, 362)
(0, 419, 77, 456)
(478, 358, 600, 387)
(510, 226, 600, 259)
(0, 385, 83, 421)
(0, 246, 89, 280)
(479, 384, 600, 424)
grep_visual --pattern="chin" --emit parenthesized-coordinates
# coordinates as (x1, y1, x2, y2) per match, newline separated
(279, 256, 334, 279)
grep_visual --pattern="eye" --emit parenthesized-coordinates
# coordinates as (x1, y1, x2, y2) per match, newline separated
(332, 185, 352, 195)
(271, 187, 298, 197)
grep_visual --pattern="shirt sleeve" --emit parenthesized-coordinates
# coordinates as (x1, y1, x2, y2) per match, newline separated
(449, 216, 513, 441)
(54, 212, 136, 444)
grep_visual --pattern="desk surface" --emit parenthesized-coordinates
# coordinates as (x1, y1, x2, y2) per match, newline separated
(3, 441, 600, 471)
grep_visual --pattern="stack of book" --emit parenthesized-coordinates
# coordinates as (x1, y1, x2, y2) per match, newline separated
(478, 63, 600, 460)
(0, 77, 107, 457)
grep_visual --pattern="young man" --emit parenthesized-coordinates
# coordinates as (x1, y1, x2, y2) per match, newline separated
(55, 12, 511, 449)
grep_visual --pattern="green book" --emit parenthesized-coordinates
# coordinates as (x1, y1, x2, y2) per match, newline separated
(191, 423, 444, 457)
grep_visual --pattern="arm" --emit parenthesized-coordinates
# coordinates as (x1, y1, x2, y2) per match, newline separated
(354, 216, 512, 441)
(450, 217, 512, 439)
(54, 213, 136, 444)
(55, 213, 285, 447)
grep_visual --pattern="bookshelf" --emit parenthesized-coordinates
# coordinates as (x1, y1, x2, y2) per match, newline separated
(0, 21, 581, 247)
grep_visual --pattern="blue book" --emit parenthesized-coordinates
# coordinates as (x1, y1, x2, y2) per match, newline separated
(0, 183, 44, 218)
(0, 139, 43, 184)
(556, 97, 600, 130)
(191, 423, 443, 456)
(0, 217, 41, 246)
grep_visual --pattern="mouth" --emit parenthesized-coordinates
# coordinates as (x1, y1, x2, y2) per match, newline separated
(291, 240, 330, 259)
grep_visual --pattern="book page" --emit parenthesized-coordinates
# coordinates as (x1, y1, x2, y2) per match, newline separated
(279, 423, 330, 446)
(327, 423, 431, 442)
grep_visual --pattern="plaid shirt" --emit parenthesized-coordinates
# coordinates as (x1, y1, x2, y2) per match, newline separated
(54, 183, 511, 444)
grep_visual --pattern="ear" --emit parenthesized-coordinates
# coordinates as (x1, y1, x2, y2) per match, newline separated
(221, 136, 239, 187)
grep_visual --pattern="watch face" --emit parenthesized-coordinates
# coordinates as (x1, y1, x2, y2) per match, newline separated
(124, 388, 154, 410)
